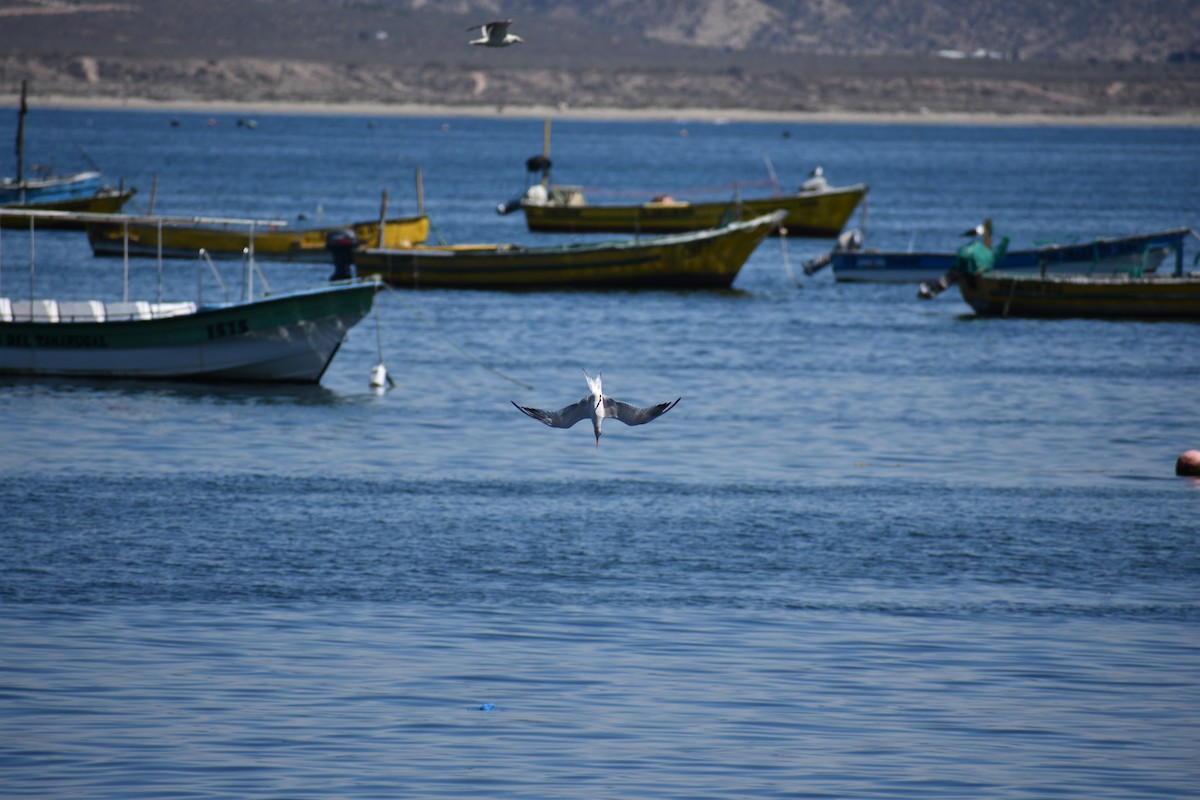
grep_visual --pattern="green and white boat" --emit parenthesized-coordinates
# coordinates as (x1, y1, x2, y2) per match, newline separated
(0, 210, 378, 383)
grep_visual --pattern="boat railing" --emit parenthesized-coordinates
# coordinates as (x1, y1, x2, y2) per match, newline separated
(0, 208, 287, 312)
(197, 248, 231, 305)
(241, 246, 272, 298)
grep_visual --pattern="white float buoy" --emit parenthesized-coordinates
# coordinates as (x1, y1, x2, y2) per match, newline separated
(370, 362, 389, 388)
(369, 362, 398, 391)
(368, 287, 395, 391)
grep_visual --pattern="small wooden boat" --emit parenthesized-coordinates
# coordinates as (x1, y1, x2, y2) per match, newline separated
(820, 227, 1191, 283)
(1, 170, 104, 205)
(348, 211, 785, 290)
(497, 119, 864, 238)
(1, 81, 137, 227)
(2, 185, 137, 229)
(0, 210, 379, 383)
(956, 272, 1200, 319)
(86, 213, 430, 262)
(511, 182, 866, 238)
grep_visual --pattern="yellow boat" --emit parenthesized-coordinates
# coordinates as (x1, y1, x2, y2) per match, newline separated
(513, 182, 867, 237)
(349, 211, 785, 290)
(86, 214, 430, 262)
(497, 119, 865, 237)
(1, 186, 137, 229)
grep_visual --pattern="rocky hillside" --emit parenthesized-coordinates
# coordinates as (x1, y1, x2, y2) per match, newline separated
(1, 0, 1198, 116)
(474, 0, 1200, 62)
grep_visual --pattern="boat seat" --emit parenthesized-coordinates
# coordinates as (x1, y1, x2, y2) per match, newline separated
(149, 302, 197, 318)
(105, 301, 152, 320)
(57, 300, 106, 322)
(0, 298, 11, 322)
(11, 299, 59, 322)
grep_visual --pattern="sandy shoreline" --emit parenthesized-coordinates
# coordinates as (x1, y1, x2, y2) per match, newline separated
(10, 94, 1200, 128)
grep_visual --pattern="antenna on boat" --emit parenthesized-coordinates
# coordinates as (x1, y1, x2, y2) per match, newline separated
(147, 174, 159, 215)
(763, 155, 781, 196)
(71, 140, 102, 173)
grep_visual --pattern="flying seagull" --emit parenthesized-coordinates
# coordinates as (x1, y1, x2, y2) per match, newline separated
(513, 370, 680, 447)
(468, 20, 524, 47)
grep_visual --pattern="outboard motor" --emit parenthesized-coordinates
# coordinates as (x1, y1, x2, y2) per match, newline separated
(525, 154, 552, 174)
(497, 194, 525, 215)
(498, 156, 553, 215)
(497, 183, 549, 215)
(326, 229, 357, 281)
(838, 228, 864, 253)
(803, 228, 864, 276)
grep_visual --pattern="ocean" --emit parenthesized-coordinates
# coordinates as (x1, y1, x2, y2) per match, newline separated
(1, 109, 1199, 798)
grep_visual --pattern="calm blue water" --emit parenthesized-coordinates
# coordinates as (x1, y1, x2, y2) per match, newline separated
(2, 110, 1199, 799)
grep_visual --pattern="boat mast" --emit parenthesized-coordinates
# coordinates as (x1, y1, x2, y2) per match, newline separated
(377, 187, 389, 248)
(15, 80, 27, 194)
(541, 117, 551, 188)
(28, 217, 35, 307)
(415, 168, 424, 217)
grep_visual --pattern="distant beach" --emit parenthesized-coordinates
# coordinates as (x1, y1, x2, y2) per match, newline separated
(14, 94, 1200, 127)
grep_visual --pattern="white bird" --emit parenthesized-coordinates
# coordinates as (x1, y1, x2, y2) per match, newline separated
(513, 370, 680, 447)
(468, 20, 524, 47)
(800, 166, 828, 193)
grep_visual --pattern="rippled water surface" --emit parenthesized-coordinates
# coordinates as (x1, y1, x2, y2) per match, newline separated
(2, 110, 1199, 798)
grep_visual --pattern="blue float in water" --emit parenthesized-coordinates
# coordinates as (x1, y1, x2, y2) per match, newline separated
(478, 703, 495, 712)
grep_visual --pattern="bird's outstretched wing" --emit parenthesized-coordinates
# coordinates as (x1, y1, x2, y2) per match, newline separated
(486, 20, 512, 41)
(603, 397, 681, 426)
(468, 19, 511, 32)
(512, 398, 592, 429)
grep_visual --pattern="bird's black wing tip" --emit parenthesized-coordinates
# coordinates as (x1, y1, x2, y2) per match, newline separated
(513, 401, 560, 427)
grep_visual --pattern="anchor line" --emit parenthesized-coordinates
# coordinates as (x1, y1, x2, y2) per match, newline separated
(379, 283, 534, 390)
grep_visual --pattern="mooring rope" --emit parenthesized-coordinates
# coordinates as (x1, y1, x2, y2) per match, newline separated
(372, 299, 395, 388)
(779, 226, 802, 288)
(379, 283, 534, 390)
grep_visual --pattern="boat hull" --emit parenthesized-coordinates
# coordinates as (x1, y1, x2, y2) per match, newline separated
(352, 213, 783, 290)
(0, 171, 103, 205)
(958, 272, 1200, 319)
(0, 188, 137, 229)
(832, 229, 1189, 283)
(0, 282, 378, 382)
(86, 215, 430, 261)
(521, 185, 865, 237)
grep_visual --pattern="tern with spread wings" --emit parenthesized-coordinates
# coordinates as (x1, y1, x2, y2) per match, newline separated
(513, 370, 680, 447)
(468, 20, 524, 47)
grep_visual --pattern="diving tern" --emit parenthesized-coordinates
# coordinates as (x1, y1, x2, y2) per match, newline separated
(513, 370, 680, 447)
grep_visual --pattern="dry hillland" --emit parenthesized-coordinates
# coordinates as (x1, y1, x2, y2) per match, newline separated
(1, 0, 1198, 121)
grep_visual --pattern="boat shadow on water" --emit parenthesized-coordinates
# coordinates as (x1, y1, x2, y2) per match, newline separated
(0, 374, 346, 407)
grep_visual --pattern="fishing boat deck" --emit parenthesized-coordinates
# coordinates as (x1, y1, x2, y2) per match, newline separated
(0, 298, 200, 323)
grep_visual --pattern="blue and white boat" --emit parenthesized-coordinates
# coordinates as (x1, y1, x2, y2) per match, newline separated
(1, 80, 135, 225)
(812, 225, 1193, 284)
(0, 170, 105, 206)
